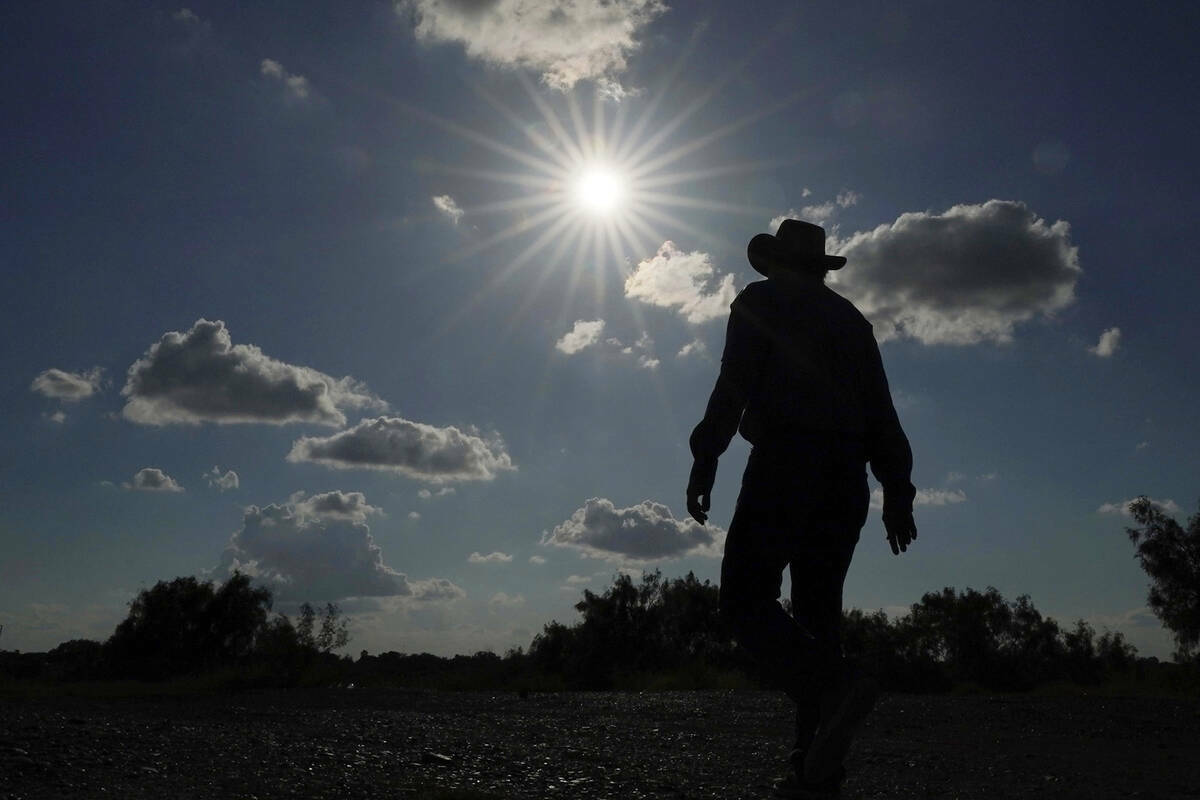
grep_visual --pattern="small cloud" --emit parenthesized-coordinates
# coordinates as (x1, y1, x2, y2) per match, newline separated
(870, 487, 967, 510)
(403, 0, 667, 91)
(946, 471, 966, 483)
(468, 551, 513, 564)
(543, 497, 725, 563)
(978, 472, 998, 482)
(637, 355, 660, 370)
(121, 319, 384, 427)
(432, 194, 464, 224)
(204, 466, 239, 492)
(677, 339, 708, 359)
(771, 201, 837, 230)
(1089, 327, 1121, 357)
(173, 8, 201, 24)
(801, 187, 813, 198)
(555, 319, 605, 354)
(408, 511, 421, 520)
(288, 416, 515, 483)
(1135, 441, 1150, 451)
(1098, 497, 1180, 517)
(418, 487, 456, 499)
(625, 241, 737, 324)
(565, 574, 594, 585)
(46, 411, 67, 424)
(260, 58, 310, 101)
(123, 467, 184, 493)
(529, 555, 547, 565)
(31, 367, 105, 402)
(489, 591, 525, 608)
(836, 190, 861, 208)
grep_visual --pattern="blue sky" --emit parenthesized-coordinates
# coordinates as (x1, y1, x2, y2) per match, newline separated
(4, 0, 1198, 659)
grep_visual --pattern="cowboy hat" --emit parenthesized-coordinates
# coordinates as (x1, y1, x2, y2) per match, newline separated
(747, 219, 846, 276)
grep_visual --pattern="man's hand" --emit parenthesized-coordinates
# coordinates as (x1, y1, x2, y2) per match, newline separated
(686, 459, 717, 525)
(882, 504, 917, 555)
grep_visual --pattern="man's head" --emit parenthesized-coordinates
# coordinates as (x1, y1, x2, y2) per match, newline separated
(748, 220, 846, 279)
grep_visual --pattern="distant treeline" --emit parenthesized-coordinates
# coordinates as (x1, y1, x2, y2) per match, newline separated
(0, 570, 1191, 693)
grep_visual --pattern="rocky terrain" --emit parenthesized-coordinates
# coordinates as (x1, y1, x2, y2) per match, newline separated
(2, 689, 1198, 799)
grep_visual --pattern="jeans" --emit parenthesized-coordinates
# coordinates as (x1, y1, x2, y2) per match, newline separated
(718, 446, 870, 757)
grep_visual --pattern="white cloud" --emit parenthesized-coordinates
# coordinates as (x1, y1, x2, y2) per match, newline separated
(529, 554, 546, 564)
(837, 190, 861, 208)
(870, 487, 966, 510)
(408, 510, 421, 519)
(432, 194, 464, 224)
(123, 467, 184, 493)
(677, 339, 708, 359)
(402, 0, 667, 92)
(489, 591, 525, 608)
(468, 551, 513, 564)
(121, 319, 384, 427)
(637, 355, 660, 370)
(625, 241, 737, 324)
(1098, 497, 1181, 517)
(287, 415, 515, 483)
(204, 466, 239, 492)
(946, 471, 966, 483)
(418, 487, 456, 499)
(828, 200, 1081, 345)
(46, 411, 67, 424)
(801, 188, 812, 198)
(555, 319, 605, 354)
(565, 574, 594, 585)
(542, 497, 725, 563)
(216, 490, 462, 602)
(173, 8, 201, 24)
(1089, 326, 1121, 357)
(260, 58, 310, 101)
(30, 367, 104, 401)
(770, 203, 838, 230)
(1136, 441, 1150, 451)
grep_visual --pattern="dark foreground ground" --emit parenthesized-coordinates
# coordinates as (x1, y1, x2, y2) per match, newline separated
(2, 689, 1198, 799)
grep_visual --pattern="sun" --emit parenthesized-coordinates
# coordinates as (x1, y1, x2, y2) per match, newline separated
(573, 164, 624, 215)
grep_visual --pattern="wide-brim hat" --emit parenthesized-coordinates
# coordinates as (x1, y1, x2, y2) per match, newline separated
(748, 219, 846, 276)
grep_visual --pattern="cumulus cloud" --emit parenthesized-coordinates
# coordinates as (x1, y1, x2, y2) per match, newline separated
(677, 339, 708, 359)
(403, 0, 666, 92)
(260, 58, 311, 101)
(408, 510, 421, 520)
(418, 487, 456, 499)
(468, 551, 513, 564)
(625, 241, 737, 324)
(205, 466, 239, 492)
(1089, 327, 1121, 357)
(287, 415, 515, 483)
(31, 367, 104, 401)
(173, 8, 201, 24)
(828, 200, 1081, 345)
(216, 490, 461, 602)
(432, 194, 464, 224)
(120, 319, 383, 427)
(542, 497, 725, 563)
(555, 319, 605, 354)
(637, 355, 660, 370)
(870, 487, 967, 510)
(529, 554, 547, 565)
(123, 467, 184, 493)
(1098, 497, 1181, 517)
(47, 411, 67, 424)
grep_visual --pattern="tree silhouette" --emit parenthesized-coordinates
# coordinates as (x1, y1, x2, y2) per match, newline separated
(1126, 496, 1200, 662)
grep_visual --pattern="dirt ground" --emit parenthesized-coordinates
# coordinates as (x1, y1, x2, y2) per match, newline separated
(2, 689, 1198, 799)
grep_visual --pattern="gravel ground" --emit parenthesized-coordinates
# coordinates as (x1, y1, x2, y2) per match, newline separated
(2, 689, 1199, 799)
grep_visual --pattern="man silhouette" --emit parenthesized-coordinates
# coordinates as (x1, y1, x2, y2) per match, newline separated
(686, 220, 916, 798)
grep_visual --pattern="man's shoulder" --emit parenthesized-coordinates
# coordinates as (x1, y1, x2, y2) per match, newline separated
(820, 284, 873, 329)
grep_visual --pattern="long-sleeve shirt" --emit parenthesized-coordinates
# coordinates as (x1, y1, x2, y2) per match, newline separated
(689, 274, 915, 503)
